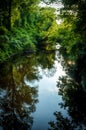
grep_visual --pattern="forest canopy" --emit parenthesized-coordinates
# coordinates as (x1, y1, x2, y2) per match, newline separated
(0, 0, 86, 64)
(0, 0, 59, 61)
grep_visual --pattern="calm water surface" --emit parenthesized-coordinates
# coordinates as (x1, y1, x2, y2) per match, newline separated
(31, 53, 66, 130)
(0, 51, 86, 130)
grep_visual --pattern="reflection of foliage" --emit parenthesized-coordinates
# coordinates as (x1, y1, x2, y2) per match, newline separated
(42, 68, 56, 78)
(36, 51, 56, 77)
(0, 51, 56, 129)
(49, 74, 86, 130)
(0, 54, 39, 129)
(0, 92, 31, 130)
(57, 76, 86, 124)
(0, 87, 35, 129)
(48, 112, 76, 130)
(37, 51, 55, 68)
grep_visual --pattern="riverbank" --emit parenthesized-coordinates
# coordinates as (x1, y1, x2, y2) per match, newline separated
(0, 27, 37, 62)
(0, 20, 58, 63)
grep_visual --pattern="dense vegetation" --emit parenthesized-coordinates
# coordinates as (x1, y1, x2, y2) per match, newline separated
(41, 0, 86, 90)
(0, 0, 58, 62)
(0, 0, 86, 88)
(56, 0, 86, 89)
(46, 0, 86, 129)
(0, 0, 86, 129)
(0, 51, 56, 129)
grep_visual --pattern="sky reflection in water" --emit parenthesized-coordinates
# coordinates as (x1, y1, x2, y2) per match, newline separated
(24, 54, 67, 130)
(0, 51, 68, 130)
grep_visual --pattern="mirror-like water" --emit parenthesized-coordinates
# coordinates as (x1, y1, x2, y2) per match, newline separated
(0, 51, 86, 130)
(31, 52, 66, 130)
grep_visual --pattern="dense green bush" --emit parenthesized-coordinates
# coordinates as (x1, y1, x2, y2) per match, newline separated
(0, 4, 58, 62)
(0, 27, 37, 61)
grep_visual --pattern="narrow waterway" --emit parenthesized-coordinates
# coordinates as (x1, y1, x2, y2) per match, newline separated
(30, 51, 66, 130)
(0, 51, 86, 130)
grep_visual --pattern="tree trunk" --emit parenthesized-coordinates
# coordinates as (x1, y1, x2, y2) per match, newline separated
(7, 0, 12, 30)
(0, 0, 12, 30)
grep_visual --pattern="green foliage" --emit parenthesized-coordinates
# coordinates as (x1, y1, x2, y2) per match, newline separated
(48, 0, 86, 115)
(0, 27, 37, 61)
(10, 27, 36, 51)
(35, 7, 58, 50)
(0, 26, 8, 35)
(0, 0, 59, 62)
(56, 0, 86, 61)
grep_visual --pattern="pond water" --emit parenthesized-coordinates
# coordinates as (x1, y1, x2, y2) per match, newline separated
(0, 51, 86, 130)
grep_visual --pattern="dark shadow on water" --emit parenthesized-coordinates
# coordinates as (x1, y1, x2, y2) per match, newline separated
(0, 51, 56, 130)
(0, 55, 39, 130)
(48, 74, 86, 130)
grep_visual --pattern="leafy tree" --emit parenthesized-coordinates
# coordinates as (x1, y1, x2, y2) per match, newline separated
(35, 7, 58, 50)
(0, 0, 40, 30)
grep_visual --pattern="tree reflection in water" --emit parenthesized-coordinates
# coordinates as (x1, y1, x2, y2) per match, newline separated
(36, 51, 56, 77)
(0, 55, 39, 130)
(0, 51, 56, 130)
(48, 75, 86, 130)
